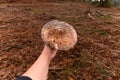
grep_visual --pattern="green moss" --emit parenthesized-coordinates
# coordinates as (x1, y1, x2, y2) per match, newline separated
(96, 68, 111, 76)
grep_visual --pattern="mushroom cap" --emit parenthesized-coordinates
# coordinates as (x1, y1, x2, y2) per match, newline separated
(41, 20, 77, 50)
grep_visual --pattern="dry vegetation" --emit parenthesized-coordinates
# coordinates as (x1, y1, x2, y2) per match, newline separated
(0, 1, 120, 80)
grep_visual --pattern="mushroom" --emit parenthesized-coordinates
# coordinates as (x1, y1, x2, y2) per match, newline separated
(41, 20, 77, 50)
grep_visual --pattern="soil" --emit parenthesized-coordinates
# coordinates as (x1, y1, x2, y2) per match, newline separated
(0, 1, 120, 80)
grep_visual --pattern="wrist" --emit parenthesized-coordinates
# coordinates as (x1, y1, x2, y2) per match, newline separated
(40, 51, 51, 63)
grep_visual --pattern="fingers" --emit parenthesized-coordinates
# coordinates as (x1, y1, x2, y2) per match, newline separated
(43, 44, 58, 54)
(43, 45, 58, 61)
(52, 49, 58, 54)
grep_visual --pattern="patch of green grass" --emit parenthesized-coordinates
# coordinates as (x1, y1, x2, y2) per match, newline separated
(66, 67, 75, 74)
(104, 14, 113, 20)
(64, 17, 77, 22)
(95, 14, 113, 21)
(96, 15, 104, 20)
(84, 26, 96, 34)
(97, 78, 104, 80)
(62, 66, 76, 79)
(96, 68, 111, 77)
(84, 27, 95, 31)
(97, 30, 108, 35)
(75, 9, 82, 16)
(62, 59, 83, 77)
(30, 8, 40, 15)
(84, 26, 108, 35)
(104, 21, 114, 24)
(59, 9, 86, 22)
(81, 54, 92, 62)
(64, 16, 86, 22)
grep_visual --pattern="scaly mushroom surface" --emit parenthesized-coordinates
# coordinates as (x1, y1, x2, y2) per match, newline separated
(41, 20, 77, 50)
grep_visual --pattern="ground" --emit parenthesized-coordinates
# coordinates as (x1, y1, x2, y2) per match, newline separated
(0, 1, 120, 80)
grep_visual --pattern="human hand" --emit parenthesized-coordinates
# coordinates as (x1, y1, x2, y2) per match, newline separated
(21, 45, 57, 80)
(42, 45, 58, 61)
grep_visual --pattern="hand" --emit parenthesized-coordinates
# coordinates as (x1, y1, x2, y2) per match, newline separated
(22, 45, 58, 80)
(42, 45, 58, 61)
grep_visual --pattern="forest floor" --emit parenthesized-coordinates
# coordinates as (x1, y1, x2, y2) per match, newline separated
(0, 1, 120, 80)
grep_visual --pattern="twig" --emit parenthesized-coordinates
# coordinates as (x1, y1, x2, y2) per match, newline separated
(88, 13, 96, 21)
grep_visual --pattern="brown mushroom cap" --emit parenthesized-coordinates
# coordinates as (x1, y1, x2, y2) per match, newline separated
(41, 20, 77, 50)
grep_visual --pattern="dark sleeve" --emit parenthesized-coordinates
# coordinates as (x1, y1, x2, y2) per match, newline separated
(16, 76, 32, 80)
